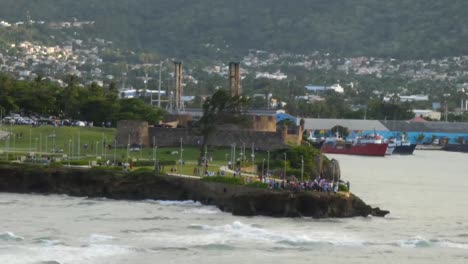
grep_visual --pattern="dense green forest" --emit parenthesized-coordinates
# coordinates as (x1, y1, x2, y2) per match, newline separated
(1, 0, 467, 59)
(0, 74, 165, 125)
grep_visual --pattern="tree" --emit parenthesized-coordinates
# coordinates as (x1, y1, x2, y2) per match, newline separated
(117, 98, 165, 124)
(331, 125, 350, 138)
(196, 89, 250, 155)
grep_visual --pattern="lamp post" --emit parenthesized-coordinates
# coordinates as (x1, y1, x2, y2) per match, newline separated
(114, 139, 117, 166)
(251, 143, 255, 174)
(232, 143, 236, 169)
(301, 155, 304, 182)
(262, 158, 265, 177)
(52, 129, 56, 154)
(101, 133, 104, 157)
(5, 134, 9, 161)
(179, 138, 183, 176)
(68, 139, 71, 167)
(152, 136, 156, 160)
(203, 144, 208, 175)
(114, 139, 117, 165)
(95, 141, 99, 158)
(77, 131, 80, 159)
(126, 143, 130, 163)
(267, 150, 270, 177)
(283, 152, 287, 184)
(29, 127, 32, 151)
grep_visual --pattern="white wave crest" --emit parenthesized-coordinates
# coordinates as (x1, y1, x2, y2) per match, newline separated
(0, 231, 24, 241)
(0, 244, 132, 264)
(85, 234, 116, 243)
(155, 200, 202, 206)
(187, 221, 363, 247)
(397, 236, 468, 250)
(183, 207, 221, 215)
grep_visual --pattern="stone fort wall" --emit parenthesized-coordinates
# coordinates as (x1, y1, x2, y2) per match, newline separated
(117, 120, 301, 150)
(115, 120, 149, 147)
(148, 127, 288, 150)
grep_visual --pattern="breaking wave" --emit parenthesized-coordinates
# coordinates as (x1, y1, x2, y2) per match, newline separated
(187, 221, 363, 247)
(0, 231, 24, 241)
(155, 200, 202, 206)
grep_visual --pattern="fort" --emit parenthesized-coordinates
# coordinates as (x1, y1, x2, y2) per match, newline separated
(115, 115, 304, 150)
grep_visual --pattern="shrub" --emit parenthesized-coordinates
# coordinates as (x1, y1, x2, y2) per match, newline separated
(338, 183, 349, 192)
(202, 176, 243, 185)
(49, 162, 63, 168)
(245, 181, 268, 189)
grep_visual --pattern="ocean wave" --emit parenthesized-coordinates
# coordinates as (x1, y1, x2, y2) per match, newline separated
(33, 237, 65, 246)
(398, 236, 432, 248)
(121, 227, 164, 234)
(369, 236, 468, 250)
(187, 221, 363, 247)
(0, 244, 133, 264)
(183, 207, 221, 215)
(85, 234, 116, 243)
(0, 231, 24, 241)
(154, 200, 202, 206)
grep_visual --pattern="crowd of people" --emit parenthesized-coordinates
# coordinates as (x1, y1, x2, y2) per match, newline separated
(261, 176, 350, 193)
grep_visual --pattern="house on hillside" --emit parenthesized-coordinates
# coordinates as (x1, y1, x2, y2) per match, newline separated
(305, 83, 344, 94)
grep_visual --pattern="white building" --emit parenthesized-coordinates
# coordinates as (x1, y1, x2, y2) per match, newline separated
(413, 109, 441, 120)
(305, 83, 344, 94)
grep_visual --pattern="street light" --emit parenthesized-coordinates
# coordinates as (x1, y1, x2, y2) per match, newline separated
(262, 158, 265, 177)
(267, 150, 270, 177)
(96, 141, 99, 158)
(251, 143, 255, 174)
(126, 143, 130, 163)
(283, 152, 287, 184)
(179, 138, 183, 176)
(113, 139, 117, 165)
(68, 139, 71, 167)
(29, 127, 32, 151)
(301, 155, 304, 182)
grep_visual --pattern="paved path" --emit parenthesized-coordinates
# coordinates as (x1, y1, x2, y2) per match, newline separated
(0, 131, 9, 140)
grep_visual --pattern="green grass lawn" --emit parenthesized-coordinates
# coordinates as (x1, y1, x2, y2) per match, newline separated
(0, 125, 269, 170)
(0, 124, 114, 156)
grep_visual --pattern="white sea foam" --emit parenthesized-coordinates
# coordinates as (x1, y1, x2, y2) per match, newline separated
(155, 200, 202, 206)
(0, 231, 24, 241)
(0, 244, 132, 264)
(85, 234, 116, 243)
(184, 221, 364, 247)
(33, 237, 64, 246)
(183, 206, 221, 215)
(387, 236, 468, 250)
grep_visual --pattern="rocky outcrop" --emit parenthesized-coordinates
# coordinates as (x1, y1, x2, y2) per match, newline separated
(322, 158, 341, 181)
(0, 164, 388, 218)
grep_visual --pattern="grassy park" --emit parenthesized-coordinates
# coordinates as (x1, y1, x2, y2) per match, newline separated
(0, 125, 271, 177)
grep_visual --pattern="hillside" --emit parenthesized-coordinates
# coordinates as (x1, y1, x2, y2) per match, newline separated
(1, 0, 467, 59)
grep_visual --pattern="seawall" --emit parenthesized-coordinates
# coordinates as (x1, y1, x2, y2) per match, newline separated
(0, 164, 388, 218)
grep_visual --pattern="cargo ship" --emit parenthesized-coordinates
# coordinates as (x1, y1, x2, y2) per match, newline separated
(387, 136, 417, 155)
(443, 144, 468, 153)
(320, 134, 389, 156)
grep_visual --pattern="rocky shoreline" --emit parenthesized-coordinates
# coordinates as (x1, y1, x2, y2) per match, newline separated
(0, 164, 389, 218)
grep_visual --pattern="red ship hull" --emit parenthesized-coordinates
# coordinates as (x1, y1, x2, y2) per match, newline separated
(321, 142, 388, 156)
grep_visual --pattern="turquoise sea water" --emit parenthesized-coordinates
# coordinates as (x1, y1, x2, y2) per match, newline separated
(1, 151, 468, 264)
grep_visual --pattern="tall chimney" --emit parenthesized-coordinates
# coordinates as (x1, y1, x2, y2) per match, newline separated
(229, 62, 241, 96)
(174, 61, 183, 112)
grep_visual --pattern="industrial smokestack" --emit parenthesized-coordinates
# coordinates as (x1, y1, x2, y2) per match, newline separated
(229, 62, 241, 96)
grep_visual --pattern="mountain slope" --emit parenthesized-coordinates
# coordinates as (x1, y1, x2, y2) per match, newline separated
(1, 0, 467, 59)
